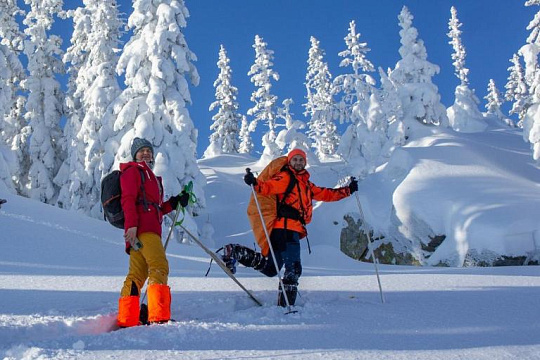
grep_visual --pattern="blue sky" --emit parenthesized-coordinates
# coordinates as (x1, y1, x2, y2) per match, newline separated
(47, 1, 534, 155)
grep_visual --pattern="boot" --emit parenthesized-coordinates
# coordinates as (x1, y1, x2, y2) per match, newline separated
(147, 284, 171, 324)
(117, 296, 140, 327)
(222, 244, 265, 270)
(277, 282, 298, 307)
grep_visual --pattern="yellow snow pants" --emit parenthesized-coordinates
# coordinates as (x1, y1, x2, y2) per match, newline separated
(120, 232, 169, 297)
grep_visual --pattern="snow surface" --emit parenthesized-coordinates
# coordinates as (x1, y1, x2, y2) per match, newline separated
(2, 127, 540, 359)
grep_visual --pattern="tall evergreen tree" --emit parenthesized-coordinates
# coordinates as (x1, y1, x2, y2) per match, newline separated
(333, 21, 375, 125)
(247, 35, 280, 163)
(204, 45, 241, 158)
(56, 0, 122, 216)
(107, 0, 205, 209)
(0, 43, 22, 192)
(446, 6, 486, 132)
(22, 0, 65, 203)
(333, 21, 377, 163)
(505, 53, 529, 126)
(389, 6, 448, 138)
(378, 67, 405, 152)
(518, 0, 540, 160)
(238, 115, 253, 154)
(0, 0, 26, 193)
(485, 79, 514, 127)
(304, 36, 339, 160)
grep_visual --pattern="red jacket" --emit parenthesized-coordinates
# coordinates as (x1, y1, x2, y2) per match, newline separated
(120, 161, 174, 238)
(254, 165, 350, 237)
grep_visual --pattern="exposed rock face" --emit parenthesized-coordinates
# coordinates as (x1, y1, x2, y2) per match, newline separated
(339, 213, 538, 267)
(339, 214, 422, 266)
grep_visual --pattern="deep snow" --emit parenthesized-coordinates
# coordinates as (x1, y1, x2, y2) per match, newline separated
(1, 124, 540, 359)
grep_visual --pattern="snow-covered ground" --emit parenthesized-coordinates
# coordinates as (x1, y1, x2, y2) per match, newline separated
(2, 125, 540, 359)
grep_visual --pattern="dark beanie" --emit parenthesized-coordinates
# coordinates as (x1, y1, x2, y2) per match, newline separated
(131, 137, 153, 160)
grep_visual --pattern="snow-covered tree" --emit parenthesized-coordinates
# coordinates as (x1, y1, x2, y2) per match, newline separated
(56, 0, 122, 216)
(333, 21, 375, 125)
(106, 0, 205, 210)
(275, 98, 314, 162)
(0, 0, 26, 193)
(304, 36, 339, 160)
(446, 6, 486, 133)
(519, 0, 540, 160)
(485, 79, 515, 127)
(378, 67, 405, 155)
(333, 21, 378, 163)
(505, 53, 530, 125)
(238, 115, 253, 154)
(389, 6, 448, 137)
(247, 35, 280, 163)
(204, 45, 241, 158)
(0, 0, 24, 53)
(22, 0, 65, 203)
(0, 43, 21, 192)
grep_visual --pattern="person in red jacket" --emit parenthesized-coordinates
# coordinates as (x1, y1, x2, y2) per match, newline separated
(222, 148, 358, 306)
(117, 137, 189, 327)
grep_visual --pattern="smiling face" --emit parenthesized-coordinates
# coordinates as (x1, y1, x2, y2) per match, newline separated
(135, 147, 153, 164)
(289, 154, 306, 172)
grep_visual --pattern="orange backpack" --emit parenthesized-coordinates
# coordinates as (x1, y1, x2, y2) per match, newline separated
(246, 156, 297, 257)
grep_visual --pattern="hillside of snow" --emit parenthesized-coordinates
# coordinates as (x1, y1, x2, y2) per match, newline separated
(1, 123, 540, 359)
(197, 122, 540, 268)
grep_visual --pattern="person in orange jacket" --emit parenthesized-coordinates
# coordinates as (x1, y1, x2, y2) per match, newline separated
(222, 148, 358, 306)
(117, 137, 189, 327)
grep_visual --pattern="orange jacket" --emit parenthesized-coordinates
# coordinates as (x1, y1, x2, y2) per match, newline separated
(254, 165, 350, 238)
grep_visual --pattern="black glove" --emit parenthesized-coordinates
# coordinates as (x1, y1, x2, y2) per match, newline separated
(169, 190, 190, 209)
(348, 178, 358, 194)
(244, 171, 257, 186)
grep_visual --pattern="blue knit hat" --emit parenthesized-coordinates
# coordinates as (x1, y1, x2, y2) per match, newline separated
(131, 137, 153, 160)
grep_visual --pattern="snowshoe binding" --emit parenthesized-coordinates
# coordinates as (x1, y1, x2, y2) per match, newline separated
(221, 244, 238, 274)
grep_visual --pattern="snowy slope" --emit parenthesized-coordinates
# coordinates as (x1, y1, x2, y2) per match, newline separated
(2, 133, 540, 359)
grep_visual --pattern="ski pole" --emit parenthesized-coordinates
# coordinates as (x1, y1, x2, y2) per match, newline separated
(164, 181, 196, 250)
(177, 223, 263, 307)
(141, 181, 196, 322)
(353, 182, 385, 304)
(247, 168, 296, 314)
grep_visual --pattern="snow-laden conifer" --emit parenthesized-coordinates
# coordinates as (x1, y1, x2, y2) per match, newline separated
(106, 0, 205, 210)
(334, 21, 378, 164)
(333, 21, 375, 125)
(485, 79, 514, 127)
(505, 54, 529, 126)
(247, 35, 280, 163)
(275, 98, 315, 162)
(378, 67, 405, 150)
(446, 6, 487, 133)
(238, 115, 253, 154)
(518, 0, 540, 160)
(56, 0, 122, 216)
(204, 45, 241, 158)
(0, 0, 26, 193)
(0, 43, 21, 192)
(304, 36, 339, 160)
(389, 6, 448, 138)
(22, 0, 65, 203)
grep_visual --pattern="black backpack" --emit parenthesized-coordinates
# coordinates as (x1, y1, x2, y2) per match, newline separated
(101, 169, 146, 229)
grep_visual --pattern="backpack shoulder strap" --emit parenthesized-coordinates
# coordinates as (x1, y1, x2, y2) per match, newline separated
(137, 168, 150, 211)
(278, 166, 297, 206)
